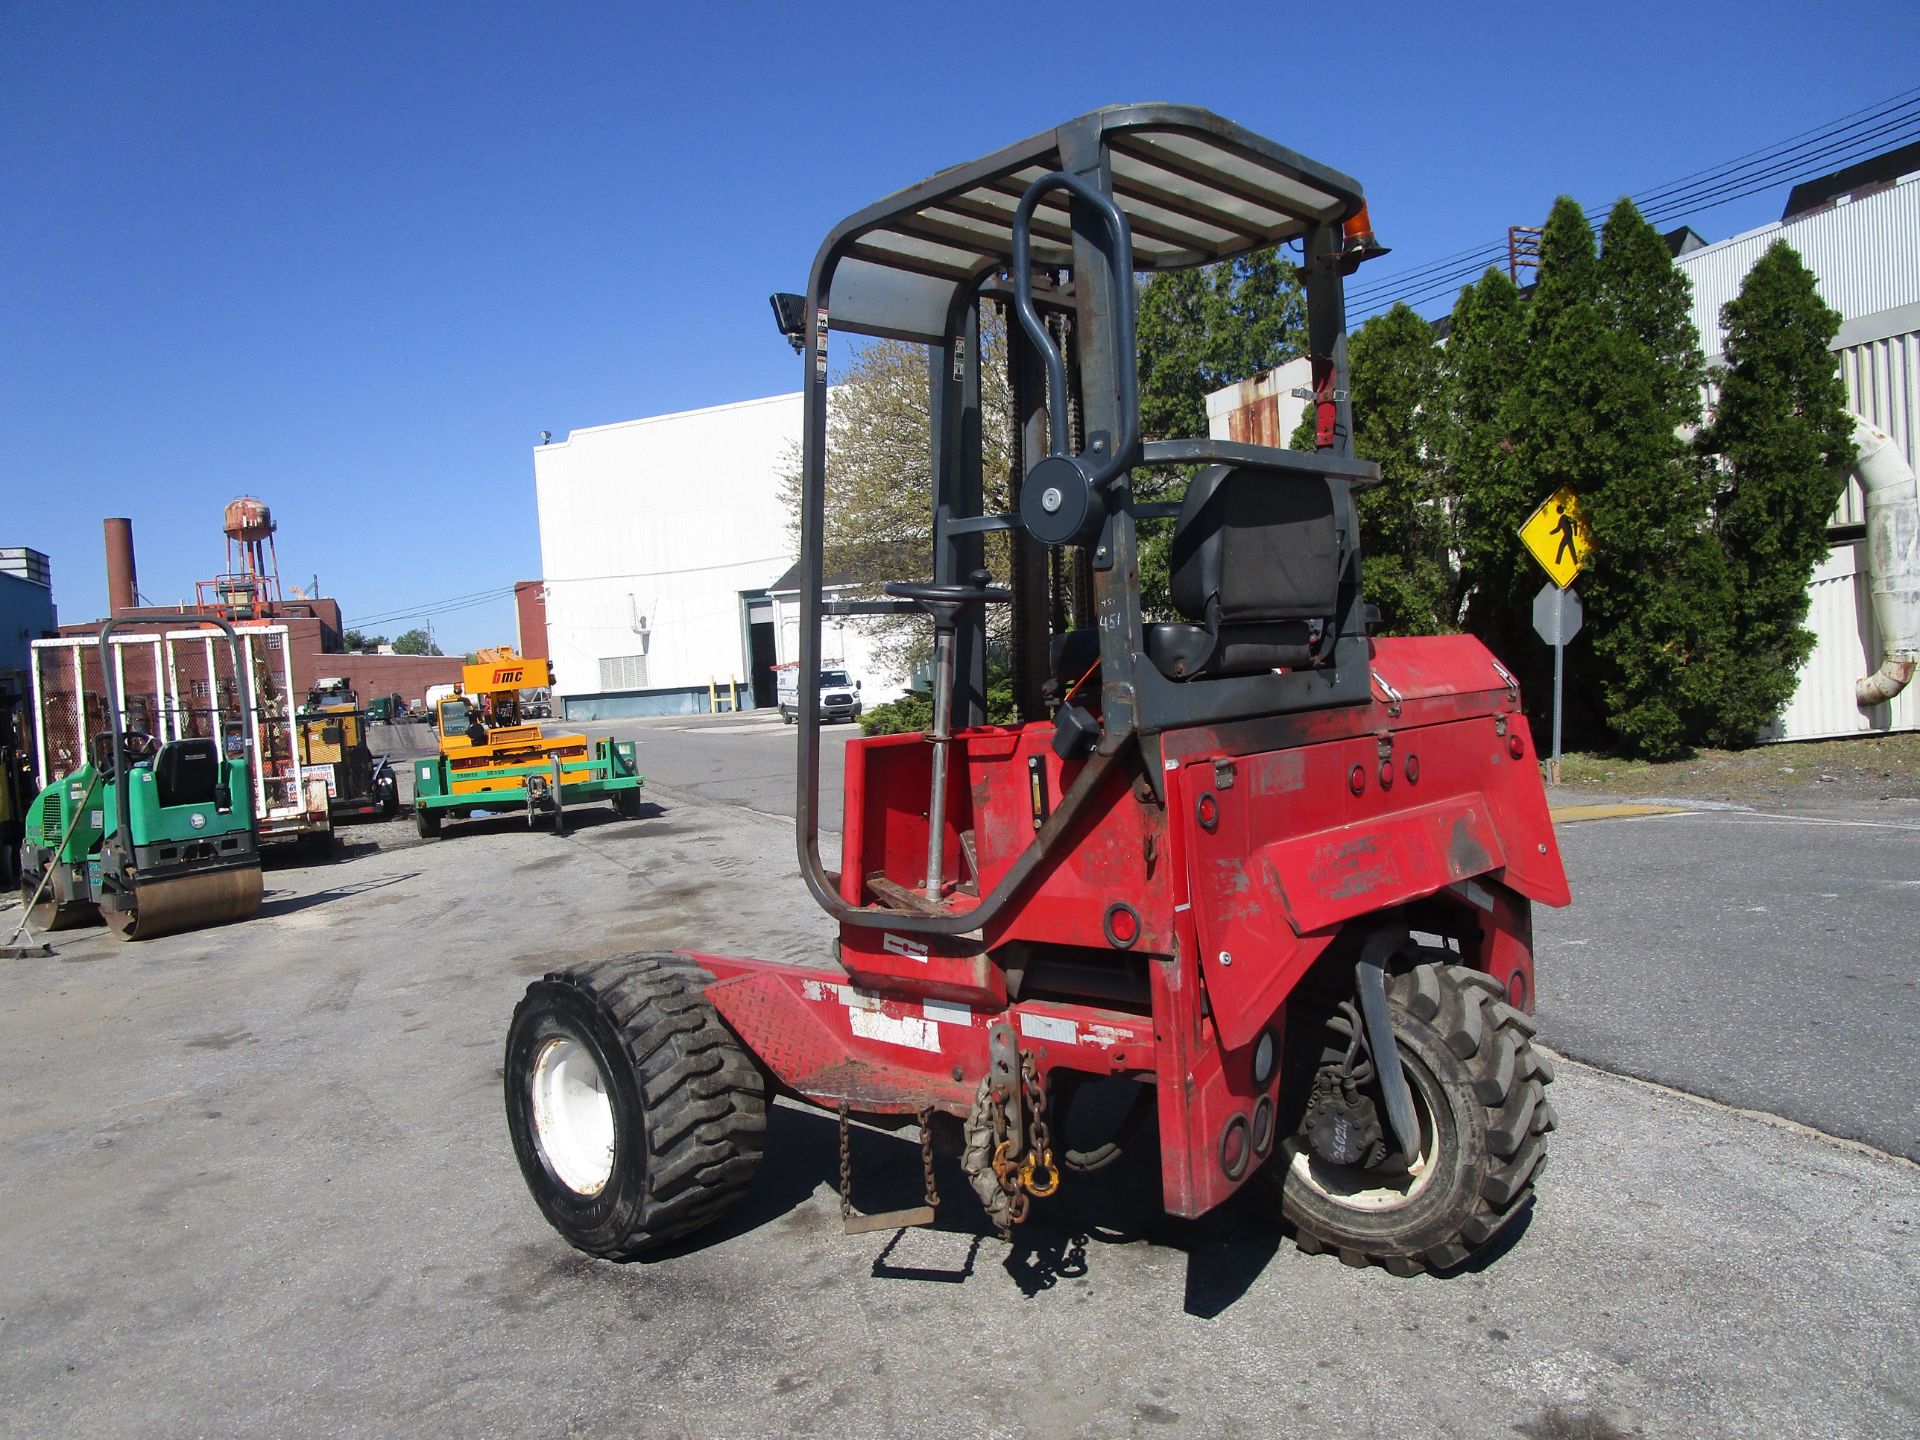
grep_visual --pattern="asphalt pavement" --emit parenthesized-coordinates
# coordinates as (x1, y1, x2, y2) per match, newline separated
(1540, 805, 1920, 1160)
(1, 787, 1914, 1438)
(3, 711, 1916, 1437)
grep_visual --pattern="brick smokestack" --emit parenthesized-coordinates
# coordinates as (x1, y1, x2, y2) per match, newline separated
(104, 517, 138, 616)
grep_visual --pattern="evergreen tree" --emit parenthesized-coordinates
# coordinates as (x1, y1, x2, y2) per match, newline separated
(1135, 246, 1307, 442)
(1589, 197, 1732, 753)
(1597, 197, 1705, 413)
(1510, 197, 1725, 758)
(1699, 240, 1854, 744)
(1343, 303, 1453, 634)
(1525, 196, 1598, 338)
(1441, 268, 1532, 667)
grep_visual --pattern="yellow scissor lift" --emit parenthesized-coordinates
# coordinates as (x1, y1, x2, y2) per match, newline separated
(412, 648, 643, 838)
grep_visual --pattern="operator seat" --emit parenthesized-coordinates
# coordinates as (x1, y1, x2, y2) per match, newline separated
(1051, 464, 1343, 684)
(152, 738, 221, 808)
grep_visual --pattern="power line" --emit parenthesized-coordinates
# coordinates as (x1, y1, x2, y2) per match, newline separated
(1345, 86, 1920, 318)
(1347, 87, 1920, 307)
(541, 555, 793, 584)
(344, 584, 517, 629)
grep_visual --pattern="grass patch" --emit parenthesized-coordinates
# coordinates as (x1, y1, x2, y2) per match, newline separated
(1555, 732, 1920, 805)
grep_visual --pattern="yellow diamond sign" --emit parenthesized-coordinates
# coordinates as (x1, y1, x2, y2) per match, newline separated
(1520, 486, 1593, 589)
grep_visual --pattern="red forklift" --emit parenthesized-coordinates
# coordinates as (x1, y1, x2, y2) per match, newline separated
(505, 106, 1569, 1274)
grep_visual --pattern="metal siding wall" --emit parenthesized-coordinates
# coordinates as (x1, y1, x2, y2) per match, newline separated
(1842, 330, 1920, 477)
(1769, 331, 1920, 740)
(1679, 177, 1920, 355)
(1770, 540, 1920, 741)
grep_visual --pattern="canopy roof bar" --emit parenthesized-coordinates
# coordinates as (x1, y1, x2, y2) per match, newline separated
(819, 104, 1365, 343)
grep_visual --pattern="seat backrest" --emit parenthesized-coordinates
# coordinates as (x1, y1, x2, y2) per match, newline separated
(153, 739, 221, 809)
(1168, 465, 1340, 626)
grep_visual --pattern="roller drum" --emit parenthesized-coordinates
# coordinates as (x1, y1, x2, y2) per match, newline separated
(105, 865, 263, 941)
(23, 882, 99, 932)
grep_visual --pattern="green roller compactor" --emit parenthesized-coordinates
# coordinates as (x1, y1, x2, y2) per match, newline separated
(17, 617, 263, 941)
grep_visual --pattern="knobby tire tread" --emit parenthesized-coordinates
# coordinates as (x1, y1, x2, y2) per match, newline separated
(1282, 960, 1555, 1276)
(543, 952, 765, 1257)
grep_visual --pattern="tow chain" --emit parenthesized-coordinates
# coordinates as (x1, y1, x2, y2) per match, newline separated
(838, 1101, 853, 1224)
(964, 1049, 1059, 1237)
(1018, 1053, 1059, 1198)
(839, 1100, 941, 1225)
(918, 1106, 940, 1210)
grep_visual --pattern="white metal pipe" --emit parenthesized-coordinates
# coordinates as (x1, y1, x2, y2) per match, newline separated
(71, 646, 86, 771)
(164, 635, 182, 742)
(149, 639, 167, 740)
(239, 629, 265, 817)
(111, 640, 129, 732)
(29, 642, 48, 787)
(202, 635, 218, 733)
(1852, 413, 1920, 707)
(273, 625, 301, 802)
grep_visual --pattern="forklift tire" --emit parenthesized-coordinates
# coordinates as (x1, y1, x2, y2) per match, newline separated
(505, 953, 766, 1259)
(1264, 960, 1555, 1276)
(611, 787, 642, 819)
(414, 806, 442, 840)
(780, 705, 794, 725)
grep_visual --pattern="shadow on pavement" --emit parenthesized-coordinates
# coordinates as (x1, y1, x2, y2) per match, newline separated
(639, 1100, 1315, 1317)
(257, 871, 419, 918)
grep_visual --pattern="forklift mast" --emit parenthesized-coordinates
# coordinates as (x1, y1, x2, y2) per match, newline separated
(782, 105, 1383, 936)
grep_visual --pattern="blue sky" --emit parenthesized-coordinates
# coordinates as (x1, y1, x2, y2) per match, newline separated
(5, 0, 1914, 652)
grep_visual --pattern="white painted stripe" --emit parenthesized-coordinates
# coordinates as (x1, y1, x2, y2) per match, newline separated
(849, 1008, 941, 1052)
(1019, 1012, 1078, 1045)
(922, 999, 974, 1027)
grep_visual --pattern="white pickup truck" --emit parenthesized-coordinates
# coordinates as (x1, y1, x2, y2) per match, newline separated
(776, 667, 861, 725)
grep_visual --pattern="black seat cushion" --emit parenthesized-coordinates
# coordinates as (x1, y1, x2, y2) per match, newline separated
(1051, 465, 1341, 685)
(153, 739, 221, 808)
(1169, 465, 1339, 625)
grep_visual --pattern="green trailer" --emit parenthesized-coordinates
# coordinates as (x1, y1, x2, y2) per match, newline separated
(412, 734, 644, 839)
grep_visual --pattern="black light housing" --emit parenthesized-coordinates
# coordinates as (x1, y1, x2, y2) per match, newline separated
(769, 292, 807, 353)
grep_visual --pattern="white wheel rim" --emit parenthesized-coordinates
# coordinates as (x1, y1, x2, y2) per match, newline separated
(530, 1035, 615, 1197)
(1287, 1074, 1439, 1212)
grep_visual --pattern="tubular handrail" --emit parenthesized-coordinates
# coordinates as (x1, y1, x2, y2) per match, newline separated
(98, 615, 255, 861)
(1010, 170, 1139, 489)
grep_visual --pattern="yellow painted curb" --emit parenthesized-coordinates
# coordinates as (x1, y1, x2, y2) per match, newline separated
(1550, 802, 1692, 823)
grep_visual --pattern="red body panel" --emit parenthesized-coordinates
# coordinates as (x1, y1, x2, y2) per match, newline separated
(690, 631, 1569, 1218)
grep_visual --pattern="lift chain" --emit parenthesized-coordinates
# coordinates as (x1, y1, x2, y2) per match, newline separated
(839, 1100, 940, 1223)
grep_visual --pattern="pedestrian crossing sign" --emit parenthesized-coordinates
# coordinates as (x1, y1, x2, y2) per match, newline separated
(1520, 486, 1593, 588)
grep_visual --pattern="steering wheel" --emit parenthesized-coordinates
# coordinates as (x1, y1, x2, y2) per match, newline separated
(93, 729, 158, 781)
(883, 570, 1011, 624)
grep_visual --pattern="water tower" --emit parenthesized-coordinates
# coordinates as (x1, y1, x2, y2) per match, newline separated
(196, 495, 284, 617)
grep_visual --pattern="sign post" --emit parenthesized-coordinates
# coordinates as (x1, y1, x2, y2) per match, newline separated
(1531, 583, 1583, 782)
(1520, 487, 1593, 783)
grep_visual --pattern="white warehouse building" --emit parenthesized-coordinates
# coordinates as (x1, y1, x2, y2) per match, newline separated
(533, 392, 908, 719)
